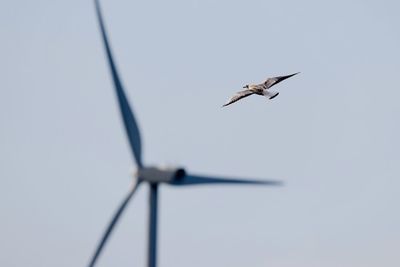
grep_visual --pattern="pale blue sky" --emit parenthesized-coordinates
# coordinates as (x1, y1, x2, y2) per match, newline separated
(1, 0, 400, 267)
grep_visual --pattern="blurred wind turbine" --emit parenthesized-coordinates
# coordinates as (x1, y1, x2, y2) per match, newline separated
(88, 1, 282, 267)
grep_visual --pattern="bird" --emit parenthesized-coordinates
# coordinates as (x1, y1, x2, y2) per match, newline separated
(222, 72, 299, 107)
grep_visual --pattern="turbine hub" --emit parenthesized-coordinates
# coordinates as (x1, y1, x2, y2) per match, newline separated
(137, 166, 186, 184)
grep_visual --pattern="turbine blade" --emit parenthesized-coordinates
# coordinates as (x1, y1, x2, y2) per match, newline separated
(94, 0, 143, 168)
(171, 174, 282, 186)
(87, 182, 140, 267)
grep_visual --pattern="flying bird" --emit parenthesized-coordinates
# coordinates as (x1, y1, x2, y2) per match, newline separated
(222, 72, 299, 107)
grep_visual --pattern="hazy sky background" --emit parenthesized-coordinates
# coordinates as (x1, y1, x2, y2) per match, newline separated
(1, 0, 400, 267)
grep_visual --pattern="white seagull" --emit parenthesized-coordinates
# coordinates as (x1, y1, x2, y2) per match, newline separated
(222, 72, 299, 107)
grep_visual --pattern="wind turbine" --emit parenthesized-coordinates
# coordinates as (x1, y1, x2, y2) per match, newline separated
(88, 1, 282, 267)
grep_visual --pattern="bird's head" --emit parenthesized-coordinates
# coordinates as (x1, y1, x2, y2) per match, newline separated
(243, 84, 249, 89)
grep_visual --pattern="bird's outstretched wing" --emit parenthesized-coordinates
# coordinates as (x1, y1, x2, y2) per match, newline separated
(264, 72, 299, 89)
(222, 89, 254, 107)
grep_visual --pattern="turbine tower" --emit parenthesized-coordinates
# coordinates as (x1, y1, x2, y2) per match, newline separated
(88, 1, 282, 267)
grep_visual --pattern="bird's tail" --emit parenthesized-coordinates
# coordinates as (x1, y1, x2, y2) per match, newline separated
(263, 90, 279, 100)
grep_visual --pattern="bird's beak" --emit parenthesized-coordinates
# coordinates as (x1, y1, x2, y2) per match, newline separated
(242, 85, 246, 88)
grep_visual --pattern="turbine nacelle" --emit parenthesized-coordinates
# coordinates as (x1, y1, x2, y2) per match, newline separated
(137, 166, 186, 184)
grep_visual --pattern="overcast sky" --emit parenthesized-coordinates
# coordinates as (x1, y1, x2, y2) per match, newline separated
(1, 0, 400, 267)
